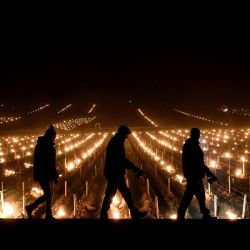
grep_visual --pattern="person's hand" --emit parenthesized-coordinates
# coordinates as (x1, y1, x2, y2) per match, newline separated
(207, 175, 217, 184)
(205, 166, 217, 184)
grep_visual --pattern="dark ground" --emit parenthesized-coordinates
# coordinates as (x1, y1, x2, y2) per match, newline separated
(0, 219, 248, 248)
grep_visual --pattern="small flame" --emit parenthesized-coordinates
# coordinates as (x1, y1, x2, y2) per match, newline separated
(169, 214, 177, 220)
(56, 208, 66, 218)
(226, 210, 238, 220)
(2, 202, 14, 218)
(112, 195, 120, 207)
(31, 187, 44, 198)
(112, 209, 120, 219)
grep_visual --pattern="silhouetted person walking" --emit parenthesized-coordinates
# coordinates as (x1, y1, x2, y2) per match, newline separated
(177, 128, 217, 219)
(100, 125, 147, 219)
(25, 125, 58, 219)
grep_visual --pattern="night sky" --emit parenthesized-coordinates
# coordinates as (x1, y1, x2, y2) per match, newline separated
(1, 40, 250, 127)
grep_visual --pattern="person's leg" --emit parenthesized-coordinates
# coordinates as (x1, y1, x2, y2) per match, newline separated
(40, 182, 53, 217)
(118, 176, 147, 218)
(118, 176, 135, 210)
(27, 195, 46, 210)
(195, 180, 210, 217)
(25, 182, 47, 218)
(177, 181, 195, 219)
(100, 178, 119, 218)
(25, 194, 46, 218)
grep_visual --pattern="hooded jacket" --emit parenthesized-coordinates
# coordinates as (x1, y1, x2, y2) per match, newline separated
(182, 137, 206, 180)
(33, 136, 58, 182)
(104, 133, 138, 179)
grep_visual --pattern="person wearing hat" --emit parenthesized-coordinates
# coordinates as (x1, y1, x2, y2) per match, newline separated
(177, 128, 217, 219)
(100, 125, 147, 219)
(25, 125, 58, 219)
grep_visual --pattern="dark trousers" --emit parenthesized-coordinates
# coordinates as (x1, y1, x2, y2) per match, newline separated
(29, 181, 54, 215)
(100, 176, 135, 214)
(177, 179, 210, 218)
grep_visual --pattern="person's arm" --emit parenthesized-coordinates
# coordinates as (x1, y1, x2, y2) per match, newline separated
(33, 145, 40, 181)
(52, 147, 59, 183)
(125, 159, 145, 178)
(125, 159, 138, 171)
(182, 144, 190, 179)
(204, 165, 217, 183)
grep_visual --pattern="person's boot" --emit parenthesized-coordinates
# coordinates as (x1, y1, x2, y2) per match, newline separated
(45, 210, 56, 220)
(100, 211, 109, 220)
(45, 214, 56, 220)
(176, 214, 186, 221)
(202, 213, 217, 219)
(176, 209, 186, 220)
(25, 205, 33, 219)
(202, 208, 216, 219)
(131, 208, 147, 219)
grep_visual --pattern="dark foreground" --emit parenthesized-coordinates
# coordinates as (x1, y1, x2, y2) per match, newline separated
(0, 219, 248, 247)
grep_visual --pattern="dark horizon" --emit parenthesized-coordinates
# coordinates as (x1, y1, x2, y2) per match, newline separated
(1, 43, 250, 106)
(0, 41, 250, 129)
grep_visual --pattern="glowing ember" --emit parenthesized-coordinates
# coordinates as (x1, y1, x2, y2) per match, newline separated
(56, 208, 66, 218)
(66, 162, 75, 171)
(175, 174, 185, 184)
(154, 156, 160, 161)
(164, 165, 175, 174)
(31, 187, 44, 198)
(169, 214, 177, 219)
(112, 209, 120, 219)
(209, 160, 217, 169)
(241, 156, 246, 162)
(2, 202, 14, 217)
(24, 162, 33, 168)
(226, 210, 238, 220)
(235, 169, 242, 177)
(4, 169, 15, 177)
(112, 195, 120, 206)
